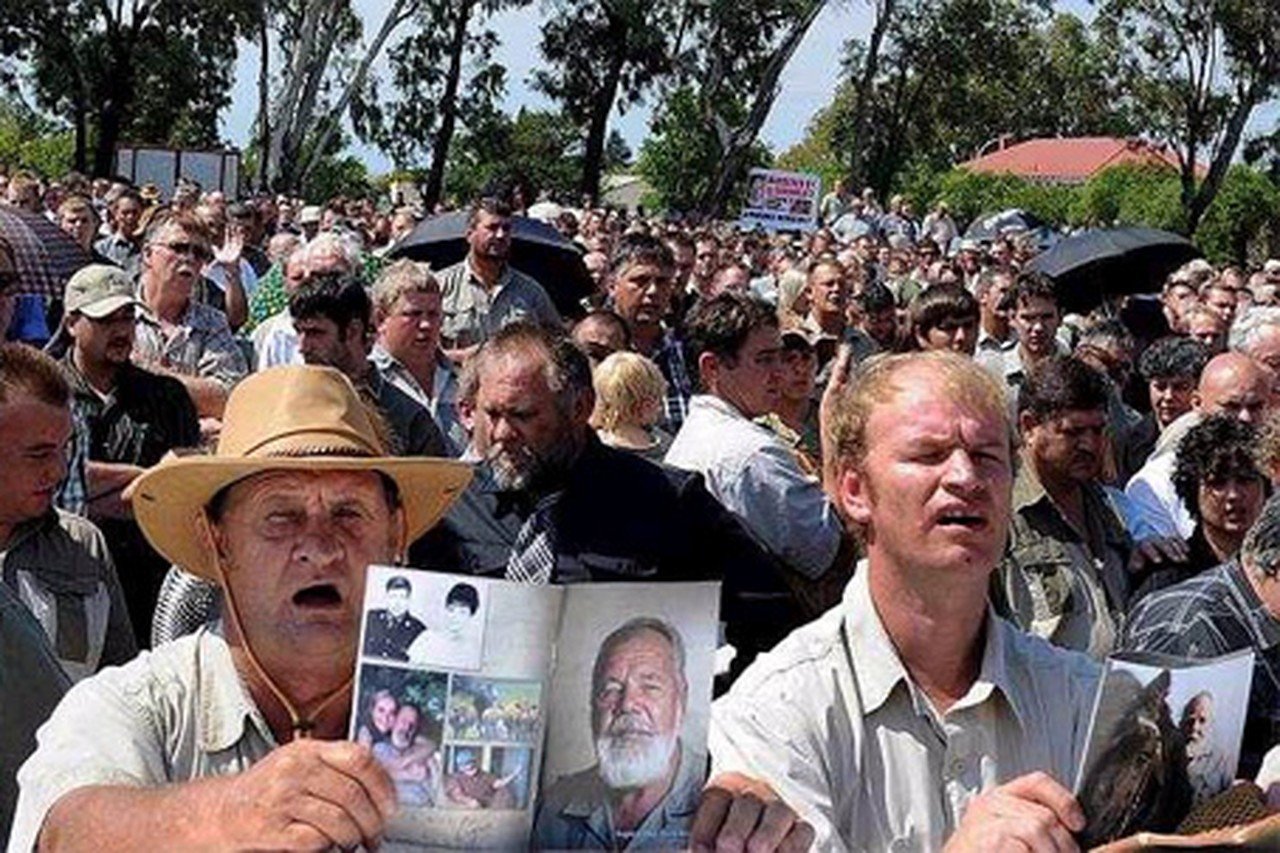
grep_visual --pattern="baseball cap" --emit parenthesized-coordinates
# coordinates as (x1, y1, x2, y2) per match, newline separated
(64, 264, 141, 319)
(299, 205, 322, 225)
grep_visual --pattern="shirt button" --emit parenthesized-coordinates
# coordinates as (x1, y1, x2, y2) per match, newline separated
(950, 758, 966, 777)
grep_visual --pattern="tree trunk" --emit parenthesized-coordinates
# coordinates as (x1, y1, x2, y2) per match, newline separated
(845, 0, 894, 186)
(1184, 86, 1258, 235)
(295, 0, 416, 189)
(265, 0, 332, 190)
(256, 3, 271, 192)
(701, 0, 827, 216)
(580, 51, 625, 204)
(424, 0, 475, 210)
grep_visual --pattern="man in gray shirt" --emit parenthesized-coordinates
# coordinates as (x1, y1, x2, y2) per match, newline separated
(709, 350, 1100, 851)
(437, 196, 561, 354)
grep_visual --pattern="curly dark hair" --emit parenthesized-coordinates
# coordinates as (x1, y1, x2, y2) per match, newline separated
(1139, 336, 1211, 383)
(1173, 414, 1266, 521)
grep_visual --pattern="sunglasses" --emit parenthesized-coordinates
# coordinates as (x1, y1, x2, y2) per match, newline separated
(159, 241, 213, 262)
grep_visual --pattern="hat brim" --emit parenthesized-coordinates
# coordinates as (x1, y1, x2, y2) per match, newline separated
(128, 454, 473, 582)
(74, 295, 143, 319)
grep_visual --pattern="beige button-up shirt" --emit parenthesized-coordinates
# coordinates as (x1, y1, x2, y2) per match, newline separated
(10, 626, 277, 852)
(709, 565, 1101, 852)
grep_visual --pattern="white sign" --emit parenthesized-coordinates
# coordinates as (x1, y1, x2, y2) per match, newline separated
(113, 146, 242, 201)
(738, 168, 821, 232)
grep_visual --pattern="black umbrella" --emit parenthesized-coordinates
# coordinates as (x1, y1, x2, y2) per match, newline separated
(963, 208, 1048, 242)
(1026, 226, 1199, 315)
(387, 211, 591, 319)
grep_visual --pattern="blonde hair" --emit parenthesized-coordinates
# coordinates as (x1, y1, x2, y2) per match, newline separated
(827, 350, 1013, 471)
(590, 351, 667, 431)
(372, 259, 439, 322)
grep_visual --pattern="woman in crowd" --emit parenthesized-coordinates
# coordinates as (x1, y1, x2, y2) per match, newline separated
(1136, 415, 1267, 598)
(589, 351, 672, 464)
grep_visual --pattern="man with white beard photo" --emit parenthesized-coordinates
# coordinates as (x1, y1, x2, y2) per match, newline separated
(533, 617, 703, 850)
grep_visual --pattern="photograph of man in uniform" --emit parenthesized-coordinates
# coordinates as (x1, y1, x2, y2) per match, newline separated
(534, 617, 702, 850)
(363, 575, 426, 661)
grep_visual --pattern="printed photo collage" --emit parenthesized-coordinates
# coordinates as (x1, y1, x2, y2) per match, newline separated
(351, 568, 545, 814)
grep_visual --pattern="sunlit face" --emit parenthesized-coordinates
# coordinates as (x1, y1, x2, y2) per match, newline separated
(1198, 475, 1265, 541)
(611, 261, 674, 328)
(918, 316, 978, 356)
(1149, 376, 1196, 429)
(294, 315, 363, 378)
(466, 210, 512, 262)
(839, 370, 1013, 580)
(1023, 408, 1108, 486)
(1163, 283, 1198, 329)
(378, 290, 442, 364)
(390, 704, 420, 749)
(69, 305, 136, 368)
(211, 470, 401, 658)
(59, 208, 97, 250)
(1187, 312, 1228, 352)
(705, 326, 782, 419)
(0, 396, 72, 531)
(1011, 296, 1060, 359)
(809, 264, 845, 316)
(114, 197, 143, 238)
(1204, 287, 1237, 325)
(144, 224, 211, 296)
(474, 349, 582, 491)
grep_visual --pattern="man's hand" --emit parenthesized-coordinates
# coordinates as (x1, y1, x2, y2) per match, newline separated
(819, 342, 856, 496)
(215, 227, 245, 268)
(1128, 536, 1188, 576)
(689, 772, 814, 853)
(211, 739, 396, 850)
(944, 771, 1084, 853)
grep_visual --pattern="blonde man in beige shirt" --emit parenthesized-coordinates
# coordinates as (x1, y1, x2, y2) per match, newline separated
(708, 350, 1101, 851)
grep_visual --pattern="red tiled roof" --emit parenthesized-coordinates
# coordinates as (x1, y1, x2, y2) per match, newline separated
(960, 137, 1200, 182)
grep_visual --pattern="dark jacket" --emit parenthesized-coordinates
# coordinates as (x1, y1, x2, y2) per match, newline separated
(411, 437, 804, 670)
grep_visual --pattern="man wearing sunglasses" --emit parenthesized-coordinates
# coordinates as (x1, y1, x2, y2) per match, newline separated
(133, 211, 247, 424)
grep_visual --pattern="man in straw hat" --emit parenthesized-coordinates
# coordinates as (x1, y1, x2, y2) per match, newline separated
(9, 364, 471, 850)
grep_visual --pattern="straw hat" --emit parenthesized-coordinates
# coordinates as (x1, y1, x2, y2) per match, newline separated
(126, 365, 472, 581)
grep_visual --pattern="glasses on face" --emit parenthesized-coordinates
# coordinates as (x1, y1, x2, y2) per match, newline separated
(159, 241, 213, 262)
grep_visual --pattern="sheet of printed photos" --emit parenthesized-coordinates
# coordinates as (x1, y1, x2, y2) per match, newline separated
(351, 566, 545, 815)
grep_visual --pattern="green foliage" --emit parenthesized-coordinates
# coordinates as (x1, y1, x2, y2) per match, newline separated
(920, 161, 1279, 265)
(1195, 165, 1280, 265)
(774, 105, 844, 196)
(636, 87, 769, 213)
(303, 154, 374, 202)
(0, 97, 73, 177)
(444, 107, 582, 203)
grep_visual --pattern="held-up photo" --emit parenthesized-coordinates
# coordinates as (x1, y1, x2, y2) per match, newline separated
(361, 565, 488, 671)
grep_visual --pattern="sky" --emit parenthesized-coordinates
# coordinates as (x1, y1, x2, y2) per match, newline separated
(219, 0, 1278, 175)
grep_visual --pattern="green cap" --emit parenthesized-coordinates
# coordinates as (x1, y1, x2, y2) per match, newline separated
(64, 265, 141, 319)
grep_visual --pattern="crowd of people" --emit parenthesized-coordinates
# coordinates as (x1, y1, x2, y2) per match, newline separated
(4, 164, 1280, 850)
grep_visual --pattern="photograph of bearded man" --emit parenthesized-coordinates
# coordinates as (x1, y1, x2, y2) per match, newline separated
(533, 617, 703, 851)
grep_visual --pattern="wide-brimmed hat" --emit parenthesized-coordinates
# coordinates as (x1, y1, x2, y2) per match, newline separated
(126, 365, 472, 581)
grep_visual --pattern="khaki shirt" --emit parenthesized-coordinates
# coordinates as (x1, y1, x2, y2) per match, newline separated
(10, 626, 276, 852)
(709, 565, 1100, 852)
(994, 464, 1133, 659)
(437, 258, 561, 349)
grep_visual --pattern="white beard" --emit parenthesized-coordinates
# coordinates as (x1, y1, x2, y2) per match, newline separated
(595, 727, 678, 790)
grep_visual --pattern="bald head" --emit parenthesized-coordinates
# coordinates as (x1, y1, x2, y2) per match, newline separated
(1197, 352, 1273, 424)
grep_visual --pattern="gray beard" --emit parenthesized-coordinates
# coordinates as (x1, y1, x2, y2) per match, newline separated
(595, 729, 678, 790)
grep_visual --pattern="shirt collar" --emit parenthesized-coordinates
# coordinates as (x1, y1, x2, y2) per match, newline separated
(466, 256, 511, 292)
(844, 562, 1026, 729)
(197, 624, 277, 754)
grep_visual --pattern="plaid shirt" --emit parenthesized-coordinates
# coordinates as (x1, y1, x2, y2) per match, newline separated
(133, 299, 247, 389)
(55, 404, 89, 516)
(651, 329, 692, 432)
(1123, 560, 1280, 778)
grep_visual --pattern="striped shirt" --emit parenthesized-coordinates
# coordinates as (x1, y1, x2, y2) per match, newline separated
(1123, 560, 1280, 778)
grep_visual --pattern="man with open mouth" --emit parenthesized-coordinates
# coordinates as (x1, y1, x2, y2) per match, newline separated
(9, 365, 471, 850)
